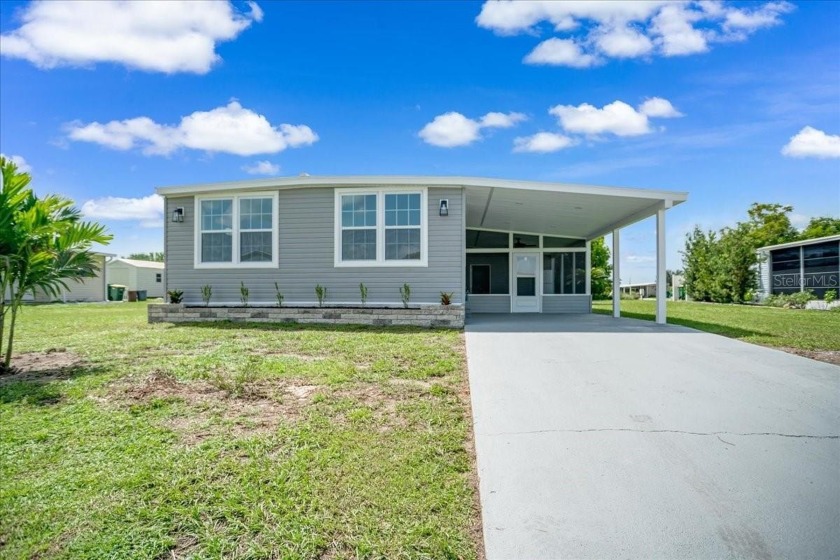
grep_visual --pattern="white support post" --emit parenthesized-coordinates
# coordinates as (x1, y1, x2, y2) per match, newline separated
(612, 230, 620, 318)
(656, 207, 667, 324)
(585, 240, 592, 297)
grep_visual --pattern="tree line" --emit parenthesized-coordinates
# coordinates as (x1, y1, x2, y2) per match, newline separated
(682, 203, 840, 303)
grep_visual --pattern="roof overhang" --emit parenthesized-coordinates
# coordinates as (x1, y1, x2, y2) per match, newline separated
(757, 234, 840, 252)
(157, 175, 687, 241)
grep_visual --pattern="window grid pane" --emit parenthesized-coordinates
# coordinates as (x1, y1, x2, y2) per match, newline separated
(342, 195, 377, 228)
(385, 193, 420, 227)
(385, 228, 421, 260)
(201, 199, 232, 231)
(201, 232, 232, 262)
(240, 197, 273, 231)
(342, 229, 377, 260)
(240, 231, 272, 262)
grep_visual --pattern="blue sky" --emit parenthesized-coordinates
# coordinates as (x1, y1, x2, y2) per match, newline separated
(1, 0, 838, 282)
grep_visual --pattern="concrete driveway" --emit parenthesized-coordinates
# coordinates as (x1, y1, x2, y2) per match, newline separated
(465, 314, 839, 560)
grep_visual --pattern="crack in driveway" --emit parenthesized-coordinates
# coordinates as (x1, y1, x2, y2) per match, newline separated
(481, 428, 839, 439)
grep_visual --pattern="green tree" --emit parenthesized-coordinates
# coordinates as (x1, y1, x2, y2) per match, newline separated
(127, 252, 164, 262)
(715, 224, 758, 303)
(590, 237, 612, 299)
(800, 217, 840, 240)
(1, 156, 112, 370)
(682, 227, 717, 302)
(744, 203, 798, 249)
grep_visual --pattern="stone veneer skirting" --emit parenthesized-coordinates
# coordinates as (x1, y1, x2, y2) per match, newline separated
(148, 304, 464, 328)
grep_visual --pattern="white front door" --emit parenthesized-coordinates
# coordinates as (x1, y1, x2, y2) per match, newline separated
(512, 252, 540, 312)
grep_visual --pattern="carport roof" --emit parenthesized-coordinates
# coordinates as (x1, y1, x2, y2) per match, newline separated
(157, 175, 687, 241)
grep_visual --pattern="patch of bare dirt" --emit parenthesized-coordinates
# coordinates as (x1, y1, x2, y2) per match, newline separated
(160, 535, 198, 560)
(780, 348, 840, 366)
(0, 349, 84, 384)
(107, 372, 328, 444)
(388, 378, 432, 389)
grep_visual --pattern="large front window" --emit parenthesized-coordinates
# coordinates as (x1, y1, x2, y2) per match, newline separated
(195, 193, 278, 268)
(335, 189, 427, 266)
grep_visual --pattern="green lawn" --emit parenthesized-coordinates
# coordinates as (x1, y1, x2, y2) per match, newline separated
(593, 299, 840, 352)
(0, 303, 481, 559)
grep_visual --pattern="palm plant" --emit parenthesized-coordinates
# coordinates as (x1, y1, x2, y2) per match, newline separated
(1, 157, 112, 370)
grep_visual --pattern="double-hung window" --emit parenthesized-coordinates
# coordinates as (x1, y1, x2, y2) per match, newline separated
(335, 188, 427, 266)
(195, 192, 278, 268)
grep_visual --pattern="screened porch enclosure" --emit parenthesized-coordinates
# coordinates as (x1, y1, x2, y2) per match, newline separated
(465, 228, 590, 314)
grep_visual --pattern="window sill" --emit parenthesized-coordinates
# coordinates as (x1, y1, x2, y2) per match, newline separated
(334, 260, 429, 268)
(194, 262, 278, 269)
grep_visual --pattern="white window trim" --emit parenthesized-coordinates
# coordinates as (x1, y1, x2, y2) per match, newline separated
(194, 191, 279, 269)
(334, 187, 429, 267)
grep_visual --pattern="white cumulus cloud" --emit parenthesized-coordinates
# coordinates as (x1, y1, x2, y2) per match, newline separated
(524, 38, 600, 67)
(781, 126, 840, 159)
(66, 101, 319, 157)
(477, 1, 794, 68)
(0, 153, 32, 173)
(419, 111, 527, 147)
(81, 194, 164, 228)
(513, 132, 576, 153)
(639, 97, 683, 118)
(0, 0, 262, 74)
(512, 97, 682, 153)
(550, 101, 651, 137)
(242, 160, 280, 175)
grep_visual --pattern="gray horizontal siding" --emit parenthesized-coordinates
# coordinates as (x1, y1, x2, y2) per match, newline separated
(165, 187, 464, 305)
(467, 295, 510, 313)
(542, 295, 591, 313)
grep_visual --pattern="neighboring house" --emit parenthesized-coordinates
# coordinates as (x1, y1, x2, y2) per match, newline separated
(106, 258, 166, 298)
(156, 176, 686, 318)
(756, 234, 840, 300)
(28, 252, 113, 302)
(619, 282, 659, 299)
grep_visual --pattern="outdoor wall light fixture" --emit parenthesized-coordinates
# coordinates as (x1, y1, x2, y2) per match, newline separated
(439, 199, 449, 217)
(172, 207, 185, 223)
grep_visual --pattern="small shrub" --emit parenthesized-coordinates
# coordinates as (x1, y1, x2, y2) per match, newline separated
(240, 282, 249, 307)
(200, 285, 212, 306)
(315, 284, 327, 307)
(399, 283, 411, 308)
(274, 282, 284, 307)
(167, 290, 183, 304)
(788, 290, 816, 308)
(440, 292, 453, 306)
(824, 289, 837, 304)
(765, 290, 816, 309)
(359, 283, 368, 307)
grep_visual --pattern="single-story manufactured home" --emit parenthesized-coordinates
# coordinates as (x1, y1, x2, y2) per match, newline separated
(756, 234, 840, 300)
(106, 258, 165, 299)
(155, 176, 687, 325)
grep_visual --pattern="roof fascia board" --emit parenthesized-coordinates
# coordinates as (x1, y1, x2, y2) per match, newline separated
(156, 175, 688, 202)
